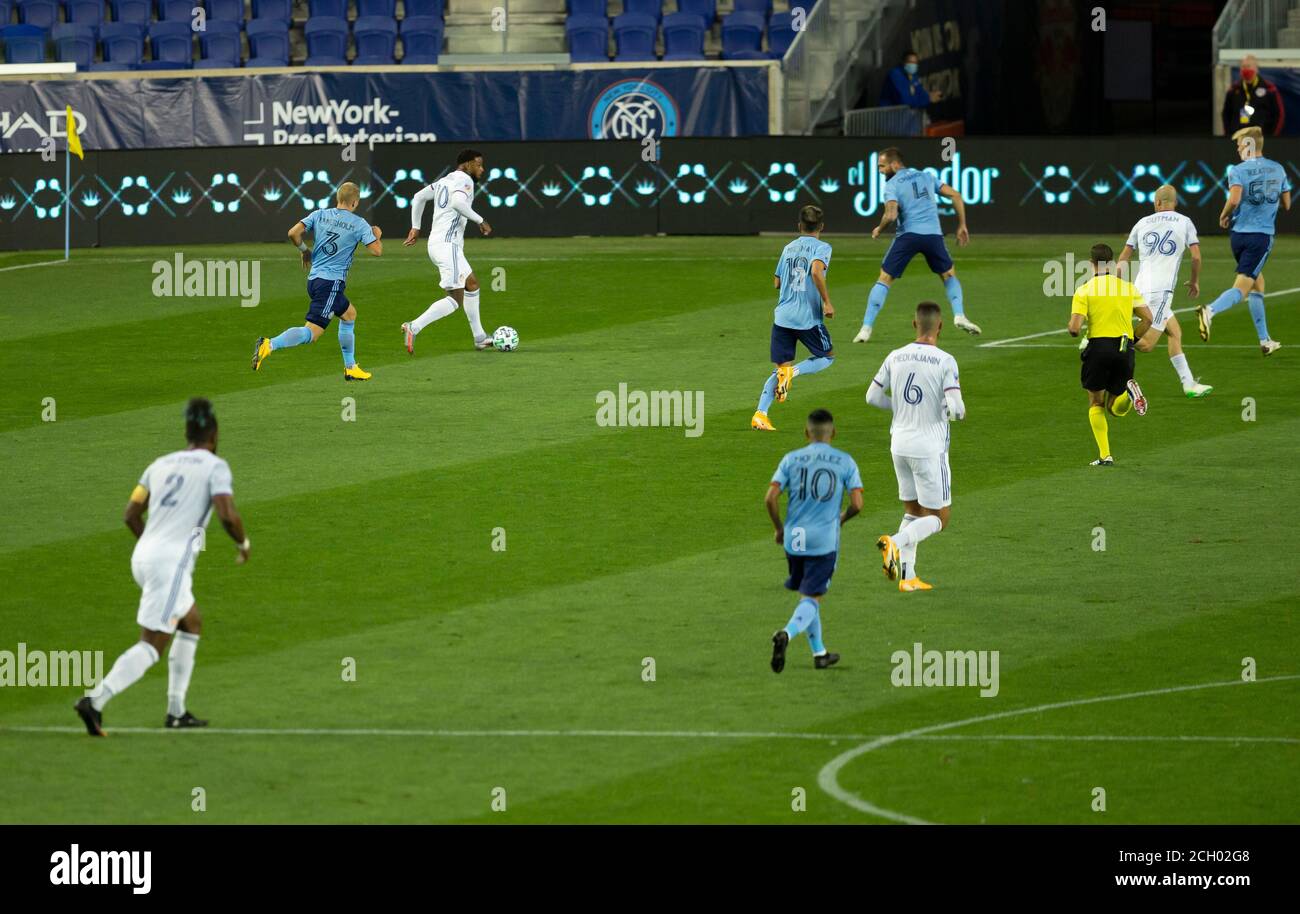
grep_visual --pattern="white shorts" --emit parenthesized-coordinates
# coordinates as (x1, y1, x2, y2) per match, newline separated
(428, 240, 472, 291)
(132, 553, 195, 634)
(892, 451, 952, 509)
(1143, 289, 1174, 332)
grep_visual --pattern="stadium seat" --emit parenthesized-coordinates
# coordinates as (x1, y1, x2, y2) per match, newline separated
(402, 0, 442, 16)
(197, 16, 239, 64)
(157, 0, 194, 20)
(621, 0, 660, 21)
(307, 0, 345, 19)
(351, 15, 394, 64)
(17, 0, 60, 29)
(564, 13, 606, 62)
(566, 0, 605, 16)
(204, 0, 243, 23)
(147, 19, 193, 64)
(674, 0, 713, 24)
(245, 16, 288, 64)
(98, 19, 142, 63)
(2, 23, 46, 61)
(65, 0, 105, 25)
(661, 11, 703, 61)
(731, 0, 771, 14)
(720, 10, 763, 59)
(108, 0, 149, 24)
(304, 15, 347, 64)
(0, 0, 11, 24)
(356, 0, 393, 17)
(767, 10, 794, 57)
(249, 0, 288, 23)
(611, 11, 655, 61)
(398, 14, 440, 64)
(53, 21, 96, 65)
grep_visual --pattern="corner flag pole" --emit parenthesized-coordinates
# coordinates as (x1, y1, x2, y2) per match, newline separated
(64, 104, 84, 262)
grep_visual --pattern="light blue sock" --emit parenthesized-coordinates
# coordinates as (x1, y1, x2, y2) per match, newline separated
(863, 281, 889, 327)
(757, 371, 778, 414)
(806, 606, 825, 656)
(1247, 292, 1270, 341)
(1209, 287, 1243, 316)
(783, 597, 818, 639)
(793, 356, 834, 377)
(338, 319, 356, 367)
(270, 326, 313, 351)
(943, 275, 965, 317)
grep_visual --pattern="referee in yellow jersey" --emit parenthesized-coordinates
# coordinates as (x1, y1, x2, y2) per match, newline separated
(1068, 244, 1154, 466)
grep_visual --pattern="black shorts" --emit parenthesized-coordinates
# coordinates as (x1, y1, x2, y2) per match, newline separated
(784, 551, 837, 597)
(305, 278, 350, 328)
(1080, 337, 1135, 396)
(770, 323, 832, 364)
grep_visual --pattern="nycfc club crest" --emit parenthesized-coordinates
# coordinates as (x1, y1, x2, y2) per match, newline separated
(588, 79, 679, 140)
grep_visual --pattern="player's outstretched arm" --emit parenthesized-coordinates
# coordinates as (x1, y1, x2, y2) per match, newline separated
(1219, 185, 1242, 228)
(944, 389, 967, 421)
(366, 225, 382, 257)
(811, 260, 833, 319)
(408, 185, 436, 241)
(764, 483, 784, 545)
(940, 185, 969, 245)
(212, 494, 250, 564)
(1186, 243, 1201, 298)
(124, 485, 148, 539)
(1283, 190, 1292, 212)
(840, 488, 864, 526)
(872, 201, 898, 239)
(288, 221, 311, 270)
(866, 379, 892, 411)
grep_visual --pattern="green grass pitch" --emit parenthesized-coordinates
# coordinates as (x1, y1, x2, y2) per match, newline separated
(0, 233, 1296, 824)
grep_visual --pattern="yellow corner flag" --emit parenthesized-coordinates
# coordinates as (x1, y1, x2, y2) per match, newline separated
(66, 105, 83, 160)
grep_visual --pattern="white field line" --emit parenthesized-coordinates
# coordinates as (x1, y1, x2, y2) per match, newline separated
(816, 673, 1300, 825)
(981, 287, 1300, 348)
(0, 258, 67, 273)
(986, 343, 1267, 349)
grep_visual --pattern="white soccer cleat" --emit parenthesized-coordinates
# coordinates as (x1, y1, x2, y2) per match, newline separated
(1196, 305, 1212, 342)
(1183, 382, 1213, 399)
(474, 335, 494, 351)
(853, 326, 873, 343)
(1125, 378, 1148, 416)
(401, 322, 414, 355)
(1261, 339, 1281, 357)
(954, 314, 982, 336)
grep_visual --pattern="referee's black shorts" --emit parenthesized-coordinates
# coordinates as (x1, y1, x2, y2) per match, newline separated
(1081, 336, 1135, 396)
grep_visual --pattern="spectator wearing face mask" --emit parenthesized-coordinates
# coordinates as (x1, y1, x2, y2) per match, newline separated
(880, 50, 942, 109)
(1221, 54, 1285, 137)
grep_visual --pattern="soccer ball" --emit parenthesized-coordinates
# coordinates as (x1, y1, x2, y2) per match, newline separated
(492, 326, 519, 352)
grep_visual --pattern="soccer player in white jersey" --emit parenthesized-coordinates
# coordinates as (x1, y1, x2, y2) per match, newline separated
(1116, 184, 1213, 398)
(866, 301, 965, 592)
(401, 149, 495, 352)
(74, 399, 250, 737)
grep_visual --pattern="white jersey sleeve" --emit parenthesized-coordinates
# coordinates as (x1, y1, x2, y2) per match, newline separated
(1184, 215, 1199, 248)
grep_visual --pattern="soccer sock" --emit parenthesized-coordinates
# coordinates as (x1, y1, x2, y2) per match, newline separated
(89, 642, 159, 712)
(783, 596, 818, 639)
(269, 326, 313, 351)
(1111, 392, 1132, 416)
(1088, 405, 1110, 459)
(167, 632, 199, 718)
(410, 297, 458, 334)
(897, 513, 918, 580)
(463, 288, 487, 340)
(893, 515, 942, 548)
(863, 281, 889, 327)
(757, 372, 778, 414)
(1247, 291, 1270, 341)
(1208, 287, 1243, 316)
(338, 319, 356, 368)
(1170, 353, 1195, 388)
(943, 275, 965, 317)
(806, 605, 826, 656)
(792, 356, 834, 377)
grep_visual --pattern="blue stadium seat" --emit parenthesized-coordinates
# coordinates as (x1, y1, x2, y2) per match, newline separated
(566, 0, 605, 16)
(17, 0, 60, 29)
(720, 10, 763, 59)
(402, 0, 442, 17)
(148, 19, 192, 64)
(109, 0, 149, 24)
(565, 13, 606, 62)
(399, 14, 440, 63)
(731, 0, 770, 15)
(204, 0, 243, 22)
(621, 0, 660, 21)
(0, 0, 11, 23)
(64, 0, 104, 25)
(197, 15, 239, 64)
(767, 10, 794, 57)
(356, 0, 392, 16)
(98, 20, 142, 63)
(307, 0, 345, 18)
(675, 0, 713, 24)
(661, 11, 703, 61)
(2, 23, 46, 61)
(249, 0, 288, 22)
(611, 11, 654, 61)
(53, 21, 96, 64)
(351, 15, 394, 64)
(157, 0, 194, 20)
(304, 15, 347, 64)
(245, 16, 287, 63)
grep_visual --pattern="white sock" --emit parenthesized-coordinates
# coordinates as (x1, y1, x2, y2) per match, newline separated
(410, 296, 458, 334)
(167, 631, 199, 718)
(893, 514, 942, 549)
(1170, 353, 1195, 388)
(463, 288, 487, 340)
(897, 514, 918, 579)
(90, 642, 159, 711)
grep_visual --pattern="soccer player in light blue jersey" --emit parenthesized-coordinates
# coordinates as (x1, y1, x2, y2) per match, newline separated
(252, 182, 384, 380)
(766, 409, 864, 673)
(856, 147, 981, 343)
(751, 205, 835, 432)
(1198, 126, 1291, 356)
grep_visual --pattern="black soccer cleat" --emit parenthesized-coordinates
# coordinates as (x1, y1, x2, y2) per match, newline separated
(165, 711, 209, 730)
(814, 652, 840, 670)
(770, 630, 789, 674)
(74, 696, 105, 737)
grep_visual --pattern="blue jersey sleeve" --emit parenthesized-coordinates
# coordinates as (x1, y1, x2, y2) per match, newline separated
(1228, 163, 1243, 188)
(301, 210, 319, 233)
(352, 213, 377, 246)
(844, 458, 863, 492)
(882, 176, 898, 204)
(815, 240, 832, 269)
(771, 455, 790, 491)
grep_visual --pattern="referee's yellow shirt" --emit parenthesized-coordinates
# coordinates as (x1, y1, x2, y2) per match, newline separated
(1070, 273, 1144, 339)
